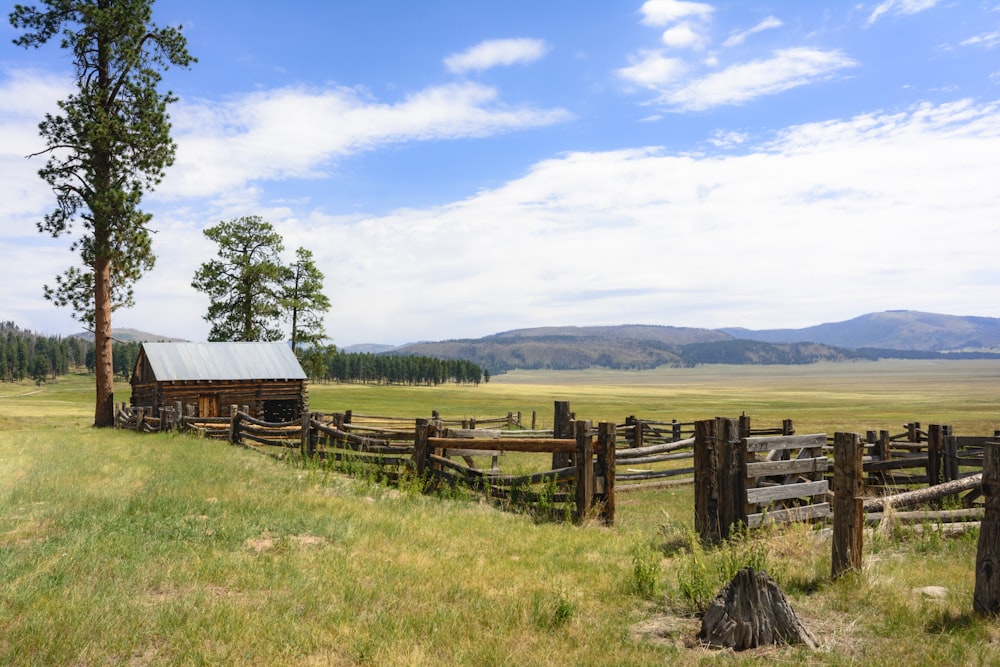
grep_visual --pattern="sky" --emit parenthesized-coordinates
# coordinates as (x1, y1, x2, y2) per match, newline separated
(1, 0, 999, 347)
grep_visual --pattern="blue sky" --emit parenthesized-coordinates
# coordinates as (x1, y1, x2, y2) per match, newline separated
(2, 0, 999, 346)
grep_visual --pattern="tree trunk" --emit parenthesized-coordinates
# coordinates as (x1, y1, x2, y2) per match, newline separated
(698, 567, 818, 651)
(93, 255, 115, 427)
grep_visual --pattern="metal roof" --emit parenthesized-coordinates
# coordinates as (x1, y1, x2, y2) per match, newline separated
(139, 342, 307, 382)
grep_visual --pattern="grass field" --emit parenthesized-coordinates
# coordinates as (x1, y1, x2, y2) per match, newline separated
(1, 361, 999, 665)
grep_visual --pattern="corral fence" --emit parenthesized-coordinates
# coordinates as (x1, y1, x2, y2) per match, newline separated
(117, 400, 995, 534)
(115, 398, 1000, 615)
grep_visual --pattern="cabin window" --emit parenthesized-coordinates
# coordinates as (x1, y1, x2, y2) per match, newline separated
(263, 399, 298, 422)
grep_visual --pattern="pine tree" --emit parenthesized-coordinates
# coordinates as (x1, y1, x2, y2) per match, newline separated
(11, 0, 193, 425)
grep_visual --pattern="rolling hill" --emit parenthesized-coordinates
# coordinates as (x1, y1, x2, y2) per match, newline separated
(391, 311, 1000, 373)
(720, 310, 1000, 352)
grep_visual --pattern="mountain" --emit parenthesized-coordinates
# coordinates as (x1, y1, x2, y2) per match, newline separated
(392, 324, 838, 372)
(720, 310, 1000, 352)
(73, 328, 188, 343)
(385, 312, 1000, 373)
(341, 343, 399, 354)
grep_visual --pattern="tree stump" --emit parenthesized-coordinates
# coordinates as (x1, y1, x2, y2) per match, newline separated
(698, 567, 818, 651)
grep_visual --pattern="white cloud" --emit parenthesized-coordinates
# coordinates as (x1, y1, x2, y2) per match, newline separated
(660, 48, 857, 111)
(639, 0, 714, 27)
(164, 82, 572, 198)
(661, 23, 705, 49)
(444, 38, 549, 74)
(6, 99, 1000, 344)
(616, 50, 687, 88)
(962, 31, 1000, 49)
(270, 99, 999, 344)
(867, 0, 940, 25)
(723, 16, 783, 48)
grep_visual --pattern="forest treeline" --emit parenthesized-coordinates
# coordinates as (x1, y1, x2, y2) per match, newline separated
(297, 346, 486, 385)
(0, 322, 93, 383)
(0, 324, 484, 387)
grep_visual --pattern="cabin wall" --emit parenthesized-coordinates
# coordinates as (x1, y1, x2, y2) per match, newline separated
(130, 379, 307, 420)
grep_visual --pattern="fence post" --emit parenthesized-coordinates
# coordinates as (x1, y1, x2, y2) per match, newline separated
(944, 425, 958, 482)
(716, 417, 746, 539)
(738, 414, 751, 440)
(229, 406, 240, 445)
(975, 441, 1000, 614)
(300, 411, 313, 459)
(832, 432, 864, 577)
(596, 422, 616, 525)
(694, 419, 720, 546)
(414, 418, 430, 477)
(672, 419, 682, 442)
(574, 420, 594, 522)
(553, 401, 573, 469)
(928, 424, 943, 492)
(782, 419, 795, 436)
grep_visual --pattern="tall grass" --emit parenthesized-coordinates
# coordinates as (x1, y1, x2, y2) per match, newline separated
(1, 363, 999, 665)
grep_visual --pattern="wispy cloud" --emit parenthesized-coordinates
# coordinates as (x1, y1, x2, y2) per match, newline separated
(165, 82, 572, 198)
(620, 6, 854, 112)
(723, 16, 783, 48)
(961, 31, 1000, 49)
(867, 0, 940, 25)
(444, 38, 549, 74)
(261, 99, 999, 343)
(659, 48, 857, 111)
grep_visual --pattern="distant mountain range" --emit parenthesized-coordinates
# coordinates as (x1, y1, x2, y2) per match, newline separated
(73, 328, 187, 343)
(90, 311, 1000, 374)
(720, 310, 1000, 351)
(380, 311, 1000, 373)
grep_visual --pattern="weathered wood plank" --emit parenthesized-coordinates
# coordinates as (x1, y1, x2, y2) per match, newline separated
(746, 480, 828, 505)
(747, 503, 830, 528)
(744, 433, 827, 453)
(428, 437, 575, 453)
(746, 457, 828, 478)
(442, 448, 506, 458)
(443, 429, 504, 439)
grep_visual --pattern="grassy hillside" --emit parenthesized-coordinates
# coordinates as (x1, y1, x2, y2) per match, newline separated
(2, 365, 999, 665)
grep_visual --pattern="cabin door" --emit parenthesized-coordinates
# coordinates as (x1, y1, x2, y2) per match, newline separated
(198, 394, 220, 418)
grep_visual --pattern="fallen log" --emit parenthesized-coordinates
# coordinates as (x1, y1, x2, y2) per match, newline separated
(863, 473, 982, 513)
(865, 508, 984, 525)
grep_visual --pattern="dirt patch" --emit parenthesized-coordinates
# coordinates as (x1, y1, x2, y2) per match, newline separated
(630, 605, 862, 659)
(245, 531, 328, 552)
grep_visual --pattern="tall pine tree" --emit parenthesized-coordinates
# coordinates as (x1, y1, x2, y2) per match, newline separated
(11, 0, 193, 425)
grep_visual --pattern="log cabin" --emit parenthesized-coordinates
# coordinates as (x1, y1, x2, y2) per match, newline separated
(129, 342, 308, 421)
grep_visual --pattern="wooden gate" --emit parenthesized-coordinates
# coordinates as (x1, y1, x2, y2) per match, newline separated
(744, 433, 829, 528)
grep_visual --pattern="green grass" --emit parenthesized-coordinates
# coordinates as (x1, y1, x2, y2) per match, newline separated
(2, 362, 999, 665)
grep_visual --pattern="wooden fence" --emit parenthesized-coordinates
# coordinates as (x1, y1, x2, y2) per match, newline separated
(694, 417, 830, 544)
(117, 400, 994, 536)
(862, 422, 992, 495)
(414, 418, 616, 523)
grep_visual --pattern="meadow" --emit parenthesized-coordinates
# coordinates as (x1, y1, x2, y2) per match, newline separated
(1, 360, 999, 665)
